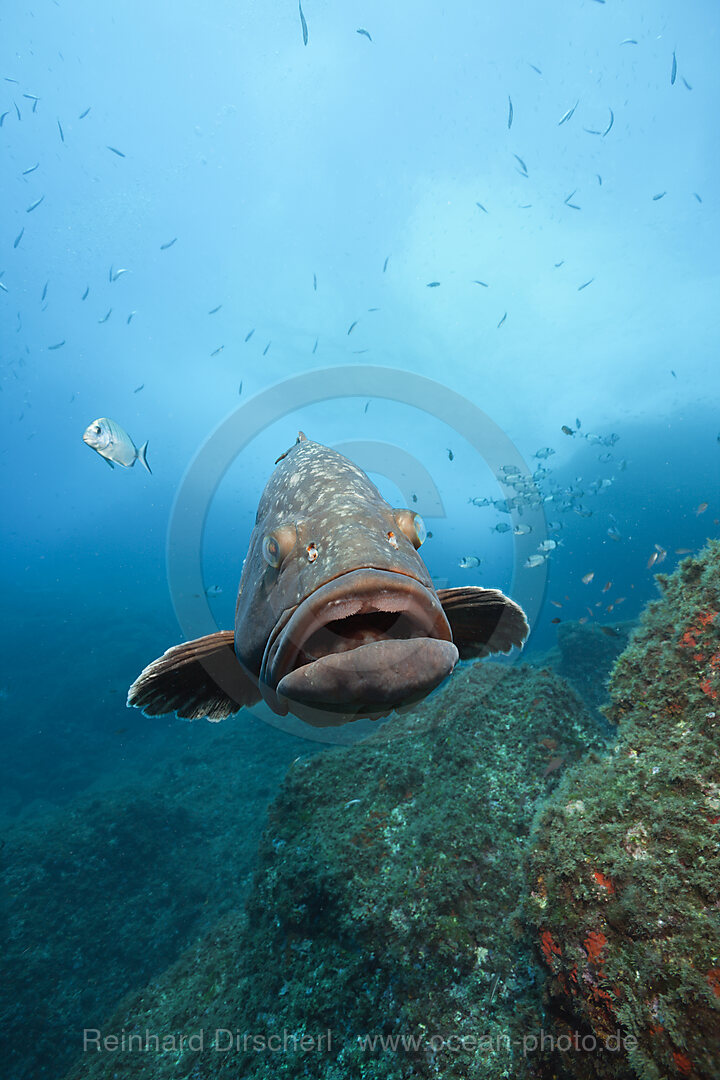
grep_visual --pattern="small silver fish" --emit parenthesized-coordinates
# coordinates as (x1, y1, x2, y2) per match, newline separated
(83, 417, 151, 473)
(524, 554, 546, 568)
(459, 555, 481, 569)
(558, 100, 579, 126)
(299, 0, 308, 45)
(205, 585, 223, 597)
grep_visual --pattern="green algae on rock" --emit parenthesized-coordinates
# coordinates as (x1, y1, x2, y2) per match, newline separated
(2, 715, 308, 1080)
(548, 619, 635, 717)
(525, 540, 720, 1080)
(63, 663, 607, 1080)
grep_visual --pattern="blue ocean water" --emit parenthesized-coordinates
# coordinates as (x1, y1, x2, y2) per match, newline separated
(1, 2, 718, 1078)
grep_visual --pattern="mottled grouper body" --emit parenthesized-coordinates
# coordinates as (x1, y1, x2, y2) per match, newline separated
(128, 434, 529, 727)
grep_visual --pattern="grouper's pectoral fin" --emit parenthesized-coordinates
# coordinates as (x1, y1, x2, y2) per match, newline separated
(436, 587, 529, 659)
(127, 631, 260, 721)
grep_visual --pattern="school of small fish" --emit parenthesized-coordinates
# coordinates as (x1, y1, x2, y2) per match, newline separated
(2, 11, 712, 651)
(463, 416, 711, 628)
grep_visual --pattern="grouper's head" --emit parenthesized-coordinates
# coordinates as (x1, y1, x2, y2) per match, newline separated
(235, 434, 458, 725)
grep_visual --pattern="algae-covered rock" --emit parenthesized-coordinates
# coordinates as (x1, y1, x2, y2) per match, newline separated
(63, 663, 607, 1080)
(2, 715, 307, 1080)
(525, 540, 720, 1079)
(552, 619, 635, 716)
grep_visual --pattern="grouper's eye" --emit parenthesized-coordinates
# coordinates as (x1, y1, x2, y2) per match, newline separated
(393, 510, 427, 549)
(261, 524, 297, 569)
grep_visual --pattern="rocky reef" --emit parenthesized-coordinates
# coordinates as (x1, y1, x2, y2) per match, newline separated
(548, 619, 635, 717)
(63, 662, 607, 1080)
(525, 541, 720, 1078)
(2, 714, 309, 1080)
(16, 544, 716, 1080)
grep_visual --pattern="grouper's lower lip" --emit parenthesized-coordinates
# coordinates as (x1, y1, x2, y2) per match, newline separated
(260, 568, 457, 723)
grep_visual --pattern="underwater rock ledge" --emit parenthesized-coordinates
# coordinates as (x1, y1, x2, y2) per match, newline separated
(63, 662, 606, 1080)
(525, 539, 720, 1080)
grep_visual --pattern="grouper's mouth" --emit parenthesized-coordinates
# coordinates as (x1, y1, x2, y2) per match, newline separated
(259, 568, 459, 725)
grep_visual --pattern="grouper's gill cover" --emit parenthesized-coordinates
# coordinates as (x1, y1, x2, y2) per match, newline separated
(128, 433, 530, 728)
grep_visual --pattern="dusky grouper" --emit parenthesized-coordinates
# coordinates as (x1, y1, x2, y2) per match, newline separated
(128, 433, 529, 727)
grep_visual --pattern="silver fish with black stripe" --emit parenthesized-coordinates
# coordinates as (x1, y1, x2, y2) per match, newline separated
(83, 417, 151, 473)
